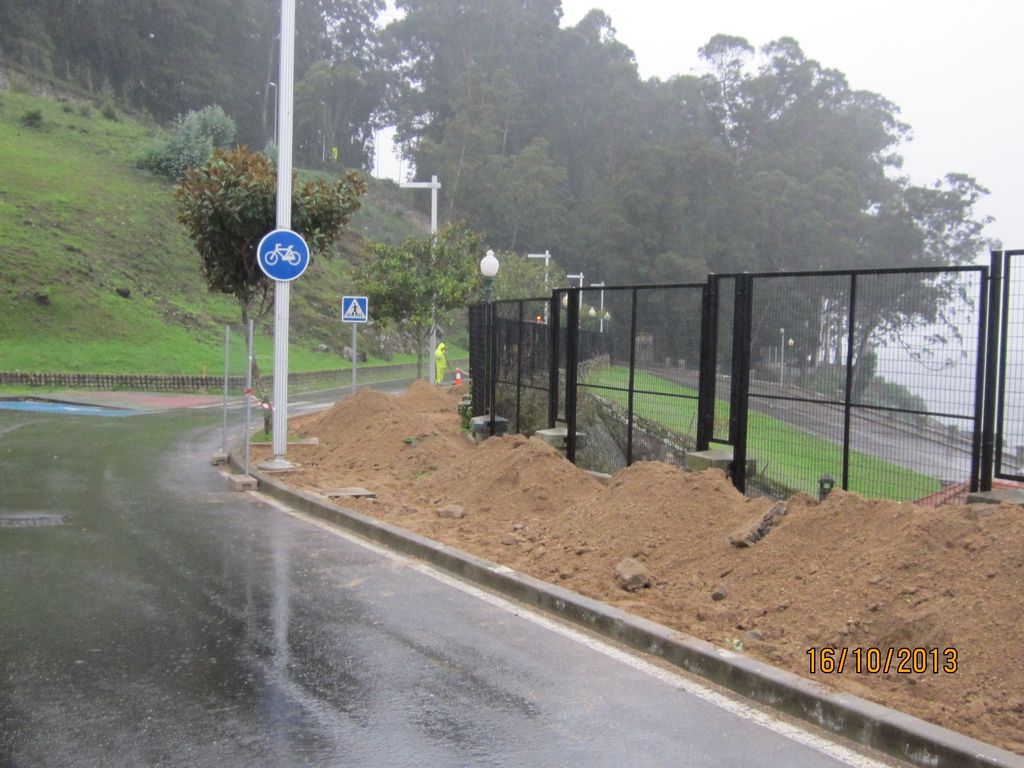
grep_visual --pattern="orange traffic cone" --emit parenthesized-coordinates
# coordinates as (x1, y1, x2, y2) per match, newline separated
(455, 368, 463, 385)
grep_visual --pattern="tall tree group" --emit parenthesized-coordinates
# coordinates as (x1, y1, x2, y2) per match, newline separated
(1, 0, 990, 285)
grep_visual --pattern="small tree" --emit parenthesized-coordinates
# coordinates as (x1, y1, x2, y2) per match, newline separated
(175, 146, 365, 327)
(355, 224, 484, 377)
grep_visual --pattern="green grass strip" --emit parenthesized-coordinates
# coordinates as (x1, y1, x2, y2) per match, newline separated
(582, 365, 939, 501)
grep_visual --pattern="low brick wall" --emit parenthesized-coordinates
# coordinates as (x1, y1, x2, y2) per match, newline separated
(0, 359, 465, 393)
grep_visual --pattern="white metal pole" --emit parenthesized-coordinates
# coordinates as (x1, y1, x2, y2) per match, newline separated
(221, 325, 229, 452)
(270, 0, 296, 465)
(528, 250, 551, 322)
(591, 282, 606, 333)
(351, 323, 357, 392)
(399, 175, 441, 383)
(780, 327, 785, 387)
(244, 320, 253, 476)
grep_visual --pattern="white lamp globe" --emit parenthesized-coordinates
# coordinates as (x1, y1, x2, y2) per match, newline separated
(480, 249, 499, 278)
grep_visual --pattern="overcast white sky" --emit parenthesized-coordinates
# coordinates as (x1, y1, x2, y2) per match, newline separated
(375, 0, 1022, 255)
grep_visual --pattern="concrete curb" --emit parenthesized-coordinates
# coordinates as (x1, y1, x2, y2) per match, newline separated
(231, 455, 1023, 768)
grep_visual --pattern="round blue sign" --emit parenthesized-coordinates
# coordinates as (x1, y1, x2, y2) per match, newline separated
(257, 229, 310, 281)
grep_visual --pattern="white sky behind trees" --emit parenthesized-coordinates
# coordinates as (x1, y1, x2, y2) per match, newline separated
(374, 0, 1022, 256)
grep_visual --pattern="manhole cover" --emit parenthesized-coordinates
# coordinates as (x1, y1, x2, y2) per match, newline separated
(0, 513, 68, 528)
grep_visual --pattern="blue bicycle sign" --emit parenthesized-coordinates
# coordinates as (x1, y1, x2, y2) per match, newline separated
(257, 229, 309, 281)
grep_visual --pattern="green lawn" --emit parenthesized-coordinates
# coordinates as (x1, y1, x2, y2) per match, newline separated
(0, 89, 433, 377)
(582, 365, 940, 501)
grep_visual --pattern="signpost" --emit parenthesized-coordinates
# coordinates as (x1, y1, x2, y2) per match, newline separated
(261, 0, 300, 470)
(257, 229, 309, 282)
(342, 296, 369, 392)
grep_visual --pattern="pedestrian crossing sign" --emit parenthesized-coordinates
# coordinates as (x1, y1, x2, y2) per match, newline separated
(341, 296, 369, 323)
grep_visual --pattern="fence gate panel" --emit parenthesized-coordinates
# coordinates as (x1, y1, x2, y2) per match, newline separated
(995, 250, 1024, 480)
(734, 267, 987, 501)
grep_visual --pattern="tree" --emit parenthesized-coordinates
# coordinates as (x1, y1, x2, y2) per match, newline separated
(491, 250, 567, 301)
(354, 224, 484, 377)
(175, 146, 365, 326)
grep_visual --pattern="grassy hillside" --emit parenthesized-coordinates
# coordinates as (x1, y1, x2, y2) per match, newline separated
(0, 87, 428, 377)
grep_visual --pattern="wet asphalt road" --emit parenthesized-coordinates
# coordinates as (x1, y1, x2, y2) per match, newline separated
(0, 405, 894, 767)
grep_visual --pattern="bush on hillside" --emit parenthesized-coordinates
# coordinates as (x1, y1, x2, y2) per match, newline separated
(19, 109, 43, 128)
(136, 104, 236, 180)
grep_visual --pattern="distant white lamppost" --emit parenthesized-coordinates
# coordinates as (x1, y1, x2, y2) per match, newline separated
(268, 81, 278, 145)
(400, 175, 441, 383)
(591, 281, 605, 332)
(527, 249, 551, 322)
(567, 272, 584, 309)
(780, 328, 794, 386)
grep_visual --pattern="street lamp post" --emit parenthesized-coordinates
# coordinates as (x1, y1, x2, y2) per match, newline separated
(480, 249, 499, 302)
(400, 175, 441, 384)
(268, 81, 278, 146)
(527, 250, 551, 322)
(780, 328, 794, 386)
(590, 281, 605, 332)
(567, 272, 584, 309)
(480, 250, 500, 435)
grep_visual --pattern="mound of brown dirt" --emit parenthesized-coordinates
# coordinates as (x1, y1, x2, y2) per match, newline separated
(251, 384, 1024, 755)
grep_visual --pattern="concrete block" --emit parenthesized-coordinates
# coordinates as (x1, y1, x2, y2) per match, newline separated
(228, 474, 257, 491)
(470, 415, 509, 437)
(535, 427, 568, 450)
(210, 449, 229, 465)
(966, 488, 1024, 505)
(684, 448, 756, 477)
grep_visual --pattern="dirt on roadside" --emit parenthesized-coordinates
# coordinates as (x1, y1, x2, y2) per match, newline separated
(251, 380, 1024, 755)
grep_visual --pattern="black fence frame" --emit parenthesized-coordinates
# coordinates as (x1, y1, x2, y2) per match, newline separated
(992, 249, 1024, 481)
(470, 259, 1012, 500)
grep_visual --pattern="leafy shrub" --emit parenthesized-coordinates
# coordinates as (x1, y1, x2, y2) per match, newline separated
(101, 102, 118, 121)
(77, 104, 92, 118)
(135, 104, 236, 180)
(19, 109, 43, 128)
(182, 104, 235, 149)
(137, 130, 213, 180)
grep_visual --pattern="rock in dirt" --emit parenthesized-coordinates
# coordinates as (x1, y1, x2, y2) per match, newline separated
(711, 585, 728, 601)
(614, 558, 651, 592)
(728, 501, 787, 547)
(436, 504, 466, 519)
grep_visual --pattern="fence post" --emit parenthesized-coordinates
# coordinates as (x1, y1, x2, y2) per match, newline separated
(515, 301, 524, 433)
(729, 275, 753, 493)
(696, 278, 719, 451)
(488, 300, 498, 435)
(626, 287, 639, 465)
(980, 251, 1003, 490)
(841, 273, 858, 491)
(565, 288, 580, 462)
(547, 292, 561, 429)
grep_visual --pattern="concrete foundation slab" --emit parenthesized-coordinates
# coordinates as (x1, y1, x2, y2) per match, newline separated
(319, 487, 376, 499)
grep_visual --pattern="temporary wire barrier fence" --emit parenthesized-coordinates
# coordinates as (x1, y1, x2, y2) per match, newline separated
(470, 259, 1012, 502)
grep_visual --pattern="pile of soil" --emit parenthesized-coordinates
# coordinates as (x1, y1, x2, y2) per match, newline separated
(252, 380, 1024, 755)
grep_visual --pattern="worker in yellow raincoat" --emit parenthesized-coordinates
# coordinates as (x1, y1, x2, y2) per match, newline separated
(434, 341, 448, 385)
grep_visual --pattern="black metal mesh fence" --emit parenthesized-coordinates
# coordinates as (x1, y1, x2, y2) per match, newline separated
(573, 285, 705, 475)
(470, 263, 991, 503)
(741, 268, 986, 500)
(493, 298, 553, 435)
(996, 250, 1024, 479)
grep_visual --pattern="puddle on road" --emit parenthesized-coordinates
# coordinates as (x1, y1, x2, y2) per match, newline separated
(0, 399, 141, 417)
(0, 513, 69, 528)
